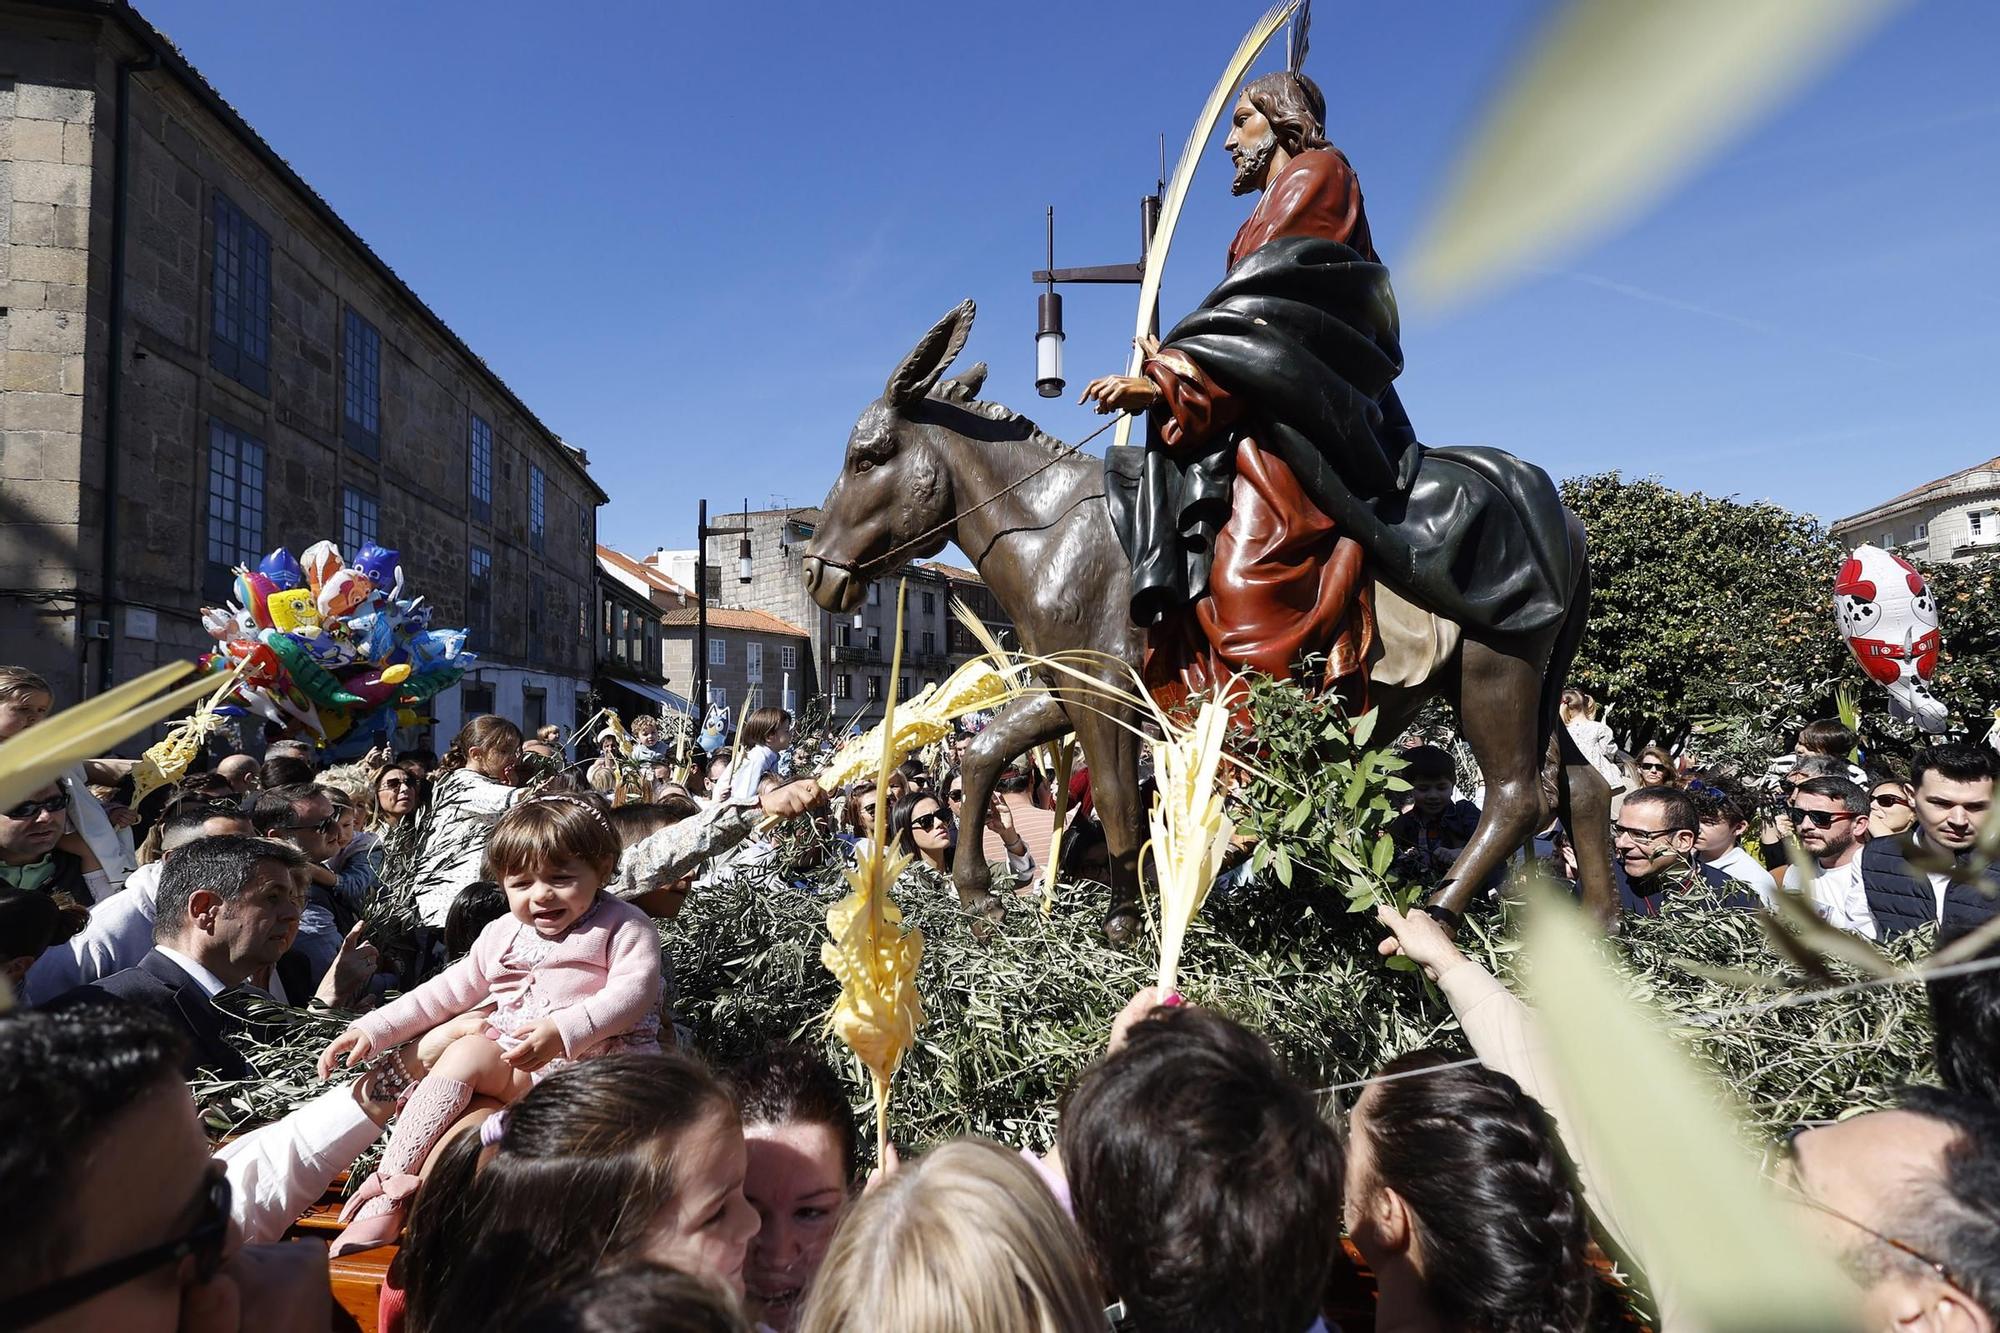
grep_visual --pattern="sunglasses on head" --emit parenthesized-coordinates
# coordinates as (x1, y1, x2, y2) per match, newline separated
(5, 791, 70, 821)
(910, 811, 949, 831)
(1786, 805, 1856, 829)
(8, 1173, 231, 1323)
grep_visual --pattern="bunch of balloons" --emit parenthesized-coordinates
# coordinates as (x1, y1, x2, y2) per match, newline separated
(201, 540, 476, 756)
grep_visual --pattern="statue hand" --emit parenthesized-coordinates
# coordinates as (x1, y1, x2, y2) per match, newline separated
(1078, 374, 1161, 416)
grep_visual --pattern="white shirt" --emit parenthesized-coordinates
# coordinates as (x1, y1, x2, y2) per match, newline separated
(1705, 845, 1778, 907)
(23, 861, 162, 1004)
(214, 1085, 385, 1244)
(1805, 858, 1876, 939)
(156, 944, 229, 998)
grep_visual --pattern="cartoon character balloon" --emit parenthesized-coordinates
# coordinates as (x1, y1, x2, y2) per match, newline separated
(1833, 544, 1949, 734)
(199, 539, 476, 757)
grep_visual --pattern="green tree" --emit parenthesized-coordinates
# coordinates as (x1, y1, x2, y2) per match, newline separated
(1914, 552, 2000, 731)
(1559, 472, 1849, 752)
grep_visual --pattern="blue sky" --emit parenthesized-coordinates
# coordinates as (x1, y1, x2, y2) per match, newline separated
(141, 1, 1999, 553)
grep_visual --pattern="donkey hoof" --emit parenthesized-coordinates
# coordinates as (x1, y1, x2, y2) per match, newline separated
(1100, 908, 1142, 948)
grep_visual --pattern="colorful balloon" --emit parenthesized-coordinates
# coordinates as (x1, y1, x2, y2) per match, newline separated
(316, 568, 372, 620)
(266, 588, 321, 634)
(351, 544, 402, 592)
(300, 540, 343, 596)
(235, 571, 279, 630)
(1833, 544, 1949, 734)
(258, 548, 305, 591)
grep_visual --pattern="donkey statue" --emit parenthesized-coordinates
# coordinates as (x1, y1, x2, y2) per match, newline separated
(803, 301, 1615, 940)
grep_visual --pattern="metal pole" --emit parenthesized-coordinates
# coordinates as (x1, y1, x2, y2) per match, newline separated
(695, 498, 708, 718)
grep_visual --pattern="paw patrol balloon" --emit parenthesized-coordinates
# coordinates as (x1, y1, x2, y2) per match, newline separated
(1833, 544, 1949, 734)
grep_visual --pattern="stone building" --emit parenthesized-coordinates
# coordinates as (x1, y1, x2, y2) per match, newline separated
(679, 506, 1016, 730)
(593, 546, 683, 719)
(0, 0, 604, 743)
(1832, 457, 2000, 564)
(660, 604, 811, 721)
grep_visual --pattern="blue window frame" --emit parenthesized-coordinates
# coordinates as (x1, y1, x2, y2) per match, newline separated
(343, 308, 381, 457)
(470, 415, 493, 524)
(205, 421, 265, 599)
(529, 465, 547, 555)
(341, 486, 379, 553)
(210, 193, 270, 394)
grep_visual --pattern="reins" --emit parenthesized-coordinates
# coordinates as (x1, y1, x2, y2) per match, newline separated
(819, 412, 1125, 581)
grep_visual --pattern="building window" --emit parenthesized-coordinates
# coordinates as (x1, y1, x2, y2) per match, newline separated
(866, 583, 881, 606)
(780, 644, 797, 671)
(866, 675, 882, 701)
(645, 620, 660, 675)
(205, 421, 265, 599)
(462, 681, 496, 717)
(836, 623, 851, 648)
(746, 642, 763, 682)
(470, 415, 493, 523)
(783, 684, 798, 712)
(866, 628, 880, 652)
(709, 637, 727, 666)
(921, 591, 935, 613)
(922, 630, 935, 654)
(529, 466, 547, 555)
(469, 546, 492, 640)
(342, 308, 381, 457)
(528, 575, 546, 660)
(210, 193, 269, 394)
(1973, 511, 1995, 543)
(833, 674, 851, 700)
(708, 684, 727, 710)
(341, 486, 379, 553)
(900, 675, 912, 698)
(1915, 522, 1930, 542)
(523, 688, 546, 733)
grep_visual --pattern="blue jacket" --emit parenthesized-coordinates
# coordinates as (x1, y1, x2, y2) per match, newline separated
(1860, 835, 2000, 942)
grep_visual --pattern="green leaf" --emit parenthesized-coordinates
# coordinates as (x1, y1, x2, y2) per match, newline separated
(1351, 707, 1379, 747)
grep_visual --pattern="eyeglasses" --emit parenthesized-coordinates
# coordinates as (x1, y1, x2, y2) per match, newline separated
(910, 811, 949, 831)
(1637, 762, 1671, 773)
(378, 777, 415, 791)
(946, 787, 966, 802)
(1871, 792, 1911, 810)
(1762, 1131, 1961, 1293)
(4, 791, 70, 820)
(7, 1173, 232, 1323)
(278, 814, 341, 837)
(1611, 822, 1689, 841)
(1786, 806, 1857, 830)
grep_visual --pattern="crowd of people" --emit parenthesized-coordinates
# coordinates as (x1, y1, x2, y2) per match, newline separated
(3, 661, 2000, 1332)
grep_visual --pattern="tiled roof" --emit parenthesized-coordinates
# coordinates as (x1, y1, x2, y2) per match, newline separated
(913, 559, 984, 584)
(597, 546, 691, 599)
(1836, 456, 2000, 527)
(659, 606, 810, 637)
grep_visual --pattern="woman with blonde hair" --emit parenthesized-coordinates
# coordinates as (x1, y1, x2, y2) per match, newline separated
(798, 1137, 1102, 1333)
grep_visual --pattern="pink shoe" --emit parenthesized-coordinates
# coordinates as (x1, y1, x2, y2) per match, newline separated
(330, 1172, 421, 1257)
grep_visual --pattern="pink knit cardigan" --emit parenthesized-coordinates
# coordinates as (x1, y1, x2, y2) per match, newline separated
(353, 894, 661, 1060)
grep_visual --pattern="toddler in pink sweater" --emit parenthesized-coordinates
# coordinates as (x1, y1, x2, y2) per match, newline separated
(317, 794, 662, 1255)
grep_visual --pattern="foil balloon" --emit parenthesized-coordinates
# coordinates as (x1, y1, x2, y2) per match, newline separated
(316, 567, 372, 620)
(258, 548, 305, 591)
(1833, 544, 1949, 734)
(266, 588, 321, 634)
(235, 570, 278, 630)
(300, 541, 343, 596)
(350, 545, 402, 595)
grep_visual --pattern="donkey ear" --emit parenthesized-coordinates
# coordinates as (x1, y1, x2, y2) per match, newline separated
(934, 362, 989, 403)
(886, 300, 976, 406)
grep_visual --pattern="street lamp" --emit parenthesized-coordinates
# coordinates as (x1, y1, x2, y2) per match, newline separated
(694, 497, 755, 716)
(1030, 143, 1164, 399)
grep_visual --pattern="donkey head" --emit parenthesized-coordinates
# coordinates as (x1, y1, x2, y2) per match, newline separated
(803, 300, 986, 613)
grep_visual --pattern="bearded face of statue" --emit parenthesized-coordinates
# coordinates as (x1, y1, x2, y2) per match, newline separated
(1225, 93, 1281, 196)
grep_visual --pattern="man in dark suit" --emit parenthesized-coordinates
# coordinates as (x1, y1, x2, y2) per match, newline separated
(65, 834, 307, 1079)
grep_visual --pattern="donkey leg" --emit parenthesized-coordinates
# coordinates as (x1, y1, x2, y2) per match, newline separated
(1434, 641, 1546, 916)
(953, 691, 1071, 920)
(1068, 690, 1145, 946)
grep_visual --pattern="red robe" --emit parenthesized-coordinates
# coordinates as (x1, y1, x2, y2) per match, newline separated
(1140, 148, 1377, 709)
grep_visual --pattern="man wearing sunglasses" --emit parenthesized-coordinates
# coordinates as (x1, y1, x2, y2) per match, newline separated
(63, 836, 308, 1079)
(1854, 744, 2000, 944)
(249, 784, 347, 989)
(1771, 776, 1874, 935)
(1, 1003, 396, 1330)
(0, 783, 100, 908)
